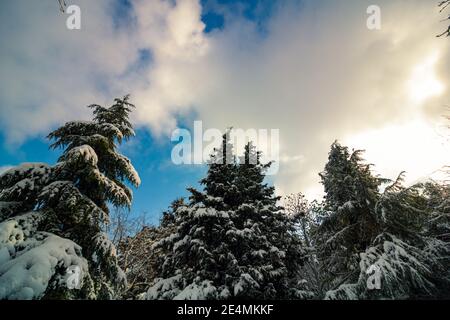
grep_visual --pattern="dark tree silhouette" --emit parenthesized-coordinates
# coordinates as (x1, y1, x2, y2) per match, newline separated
(438, 0, 450, 37)
(58, 0, 67, 13)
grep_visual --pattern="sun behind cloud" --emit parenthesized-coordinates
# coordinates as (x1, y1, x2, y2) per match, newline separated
(407, 51, 446, 105)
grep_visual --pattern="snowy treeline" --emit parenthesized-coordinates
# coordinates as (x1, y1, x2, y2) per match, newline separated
(0, 97, 449, 300)
(312, 143, 450, 299)
(122, 141, 449, 300)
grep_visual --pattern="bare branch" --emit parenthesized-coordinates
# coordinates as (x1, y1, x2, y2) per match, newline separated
(438, 0, 450, 37)
(58, 0, 67, 13)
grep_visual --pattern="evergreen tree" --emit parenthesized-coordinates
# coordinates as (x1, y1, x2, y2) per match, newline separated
(230, 142, 308, 299)
(0, 96, 140, 299)
(317, 142, 385, 293)
(188, 130, 238, 210)
(317, 142, 450, 299)
(319, 141, 383, 211)
(326, 179, 450, 299)
(147, 133, 238, 299)
(146, 137, 308, 299)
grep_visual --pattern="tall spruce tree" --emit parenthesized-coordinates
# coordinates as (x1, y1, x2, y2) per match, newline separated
(0, 96, 140, 299)
(317, 142, 450, 299)
(320, 141, 383, 211)
(147, 132, 238, 299)
(230, 142, 308, 299)
(325, 179, 450, 299)
(146, 136, 308, 299)
(317, 142, 385, 293)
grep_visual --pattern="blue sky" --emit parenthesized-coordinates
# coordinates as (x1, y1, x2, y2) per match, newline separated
(0, 0, 449, 225)
(0, 124, 209, 225)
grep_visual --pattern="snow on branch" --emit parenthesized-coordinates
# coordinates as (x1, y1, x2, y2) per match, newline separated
(0, 213, 88, 300)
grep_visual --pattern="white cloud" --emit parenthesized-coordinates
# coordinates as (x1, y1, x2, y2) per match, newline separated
(0, 0, 138, 143)
(0, 0, 449, 198)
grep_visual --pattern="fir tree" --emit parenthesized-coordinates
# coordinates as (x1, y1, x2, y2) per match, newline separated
(326, 179, 450, 299)
(317, 142, 385, 293)
(230, 142, 308, 299)
(319, 141, 383, 211)
(188, 130, 238, 210)
(0, 96, 140, 299)
(147, 133, 238, 299)
(317, 142, 450, 299)
(146, 137, 308, 299)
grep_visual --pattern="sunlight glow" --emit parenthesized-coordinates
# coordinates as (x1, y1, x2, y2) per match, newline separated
(407, 52, 445, 104)
(344, 119, 450, 186)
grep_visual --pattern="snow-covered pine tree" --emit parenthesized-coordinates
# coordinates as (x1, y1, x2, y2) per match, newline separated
(0, 96, 140, 299)
(318, 142, 450, 299)
(326, 178, 450, 299)
(146, 132, 237, 299)
(189, 130, 238, 210)
(0, 164, 89, 299)
(229, 142, 308, 299)
(317, 141, 385, 294)
(320, 141, 383, 211)
(146, 138, 308, 299)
